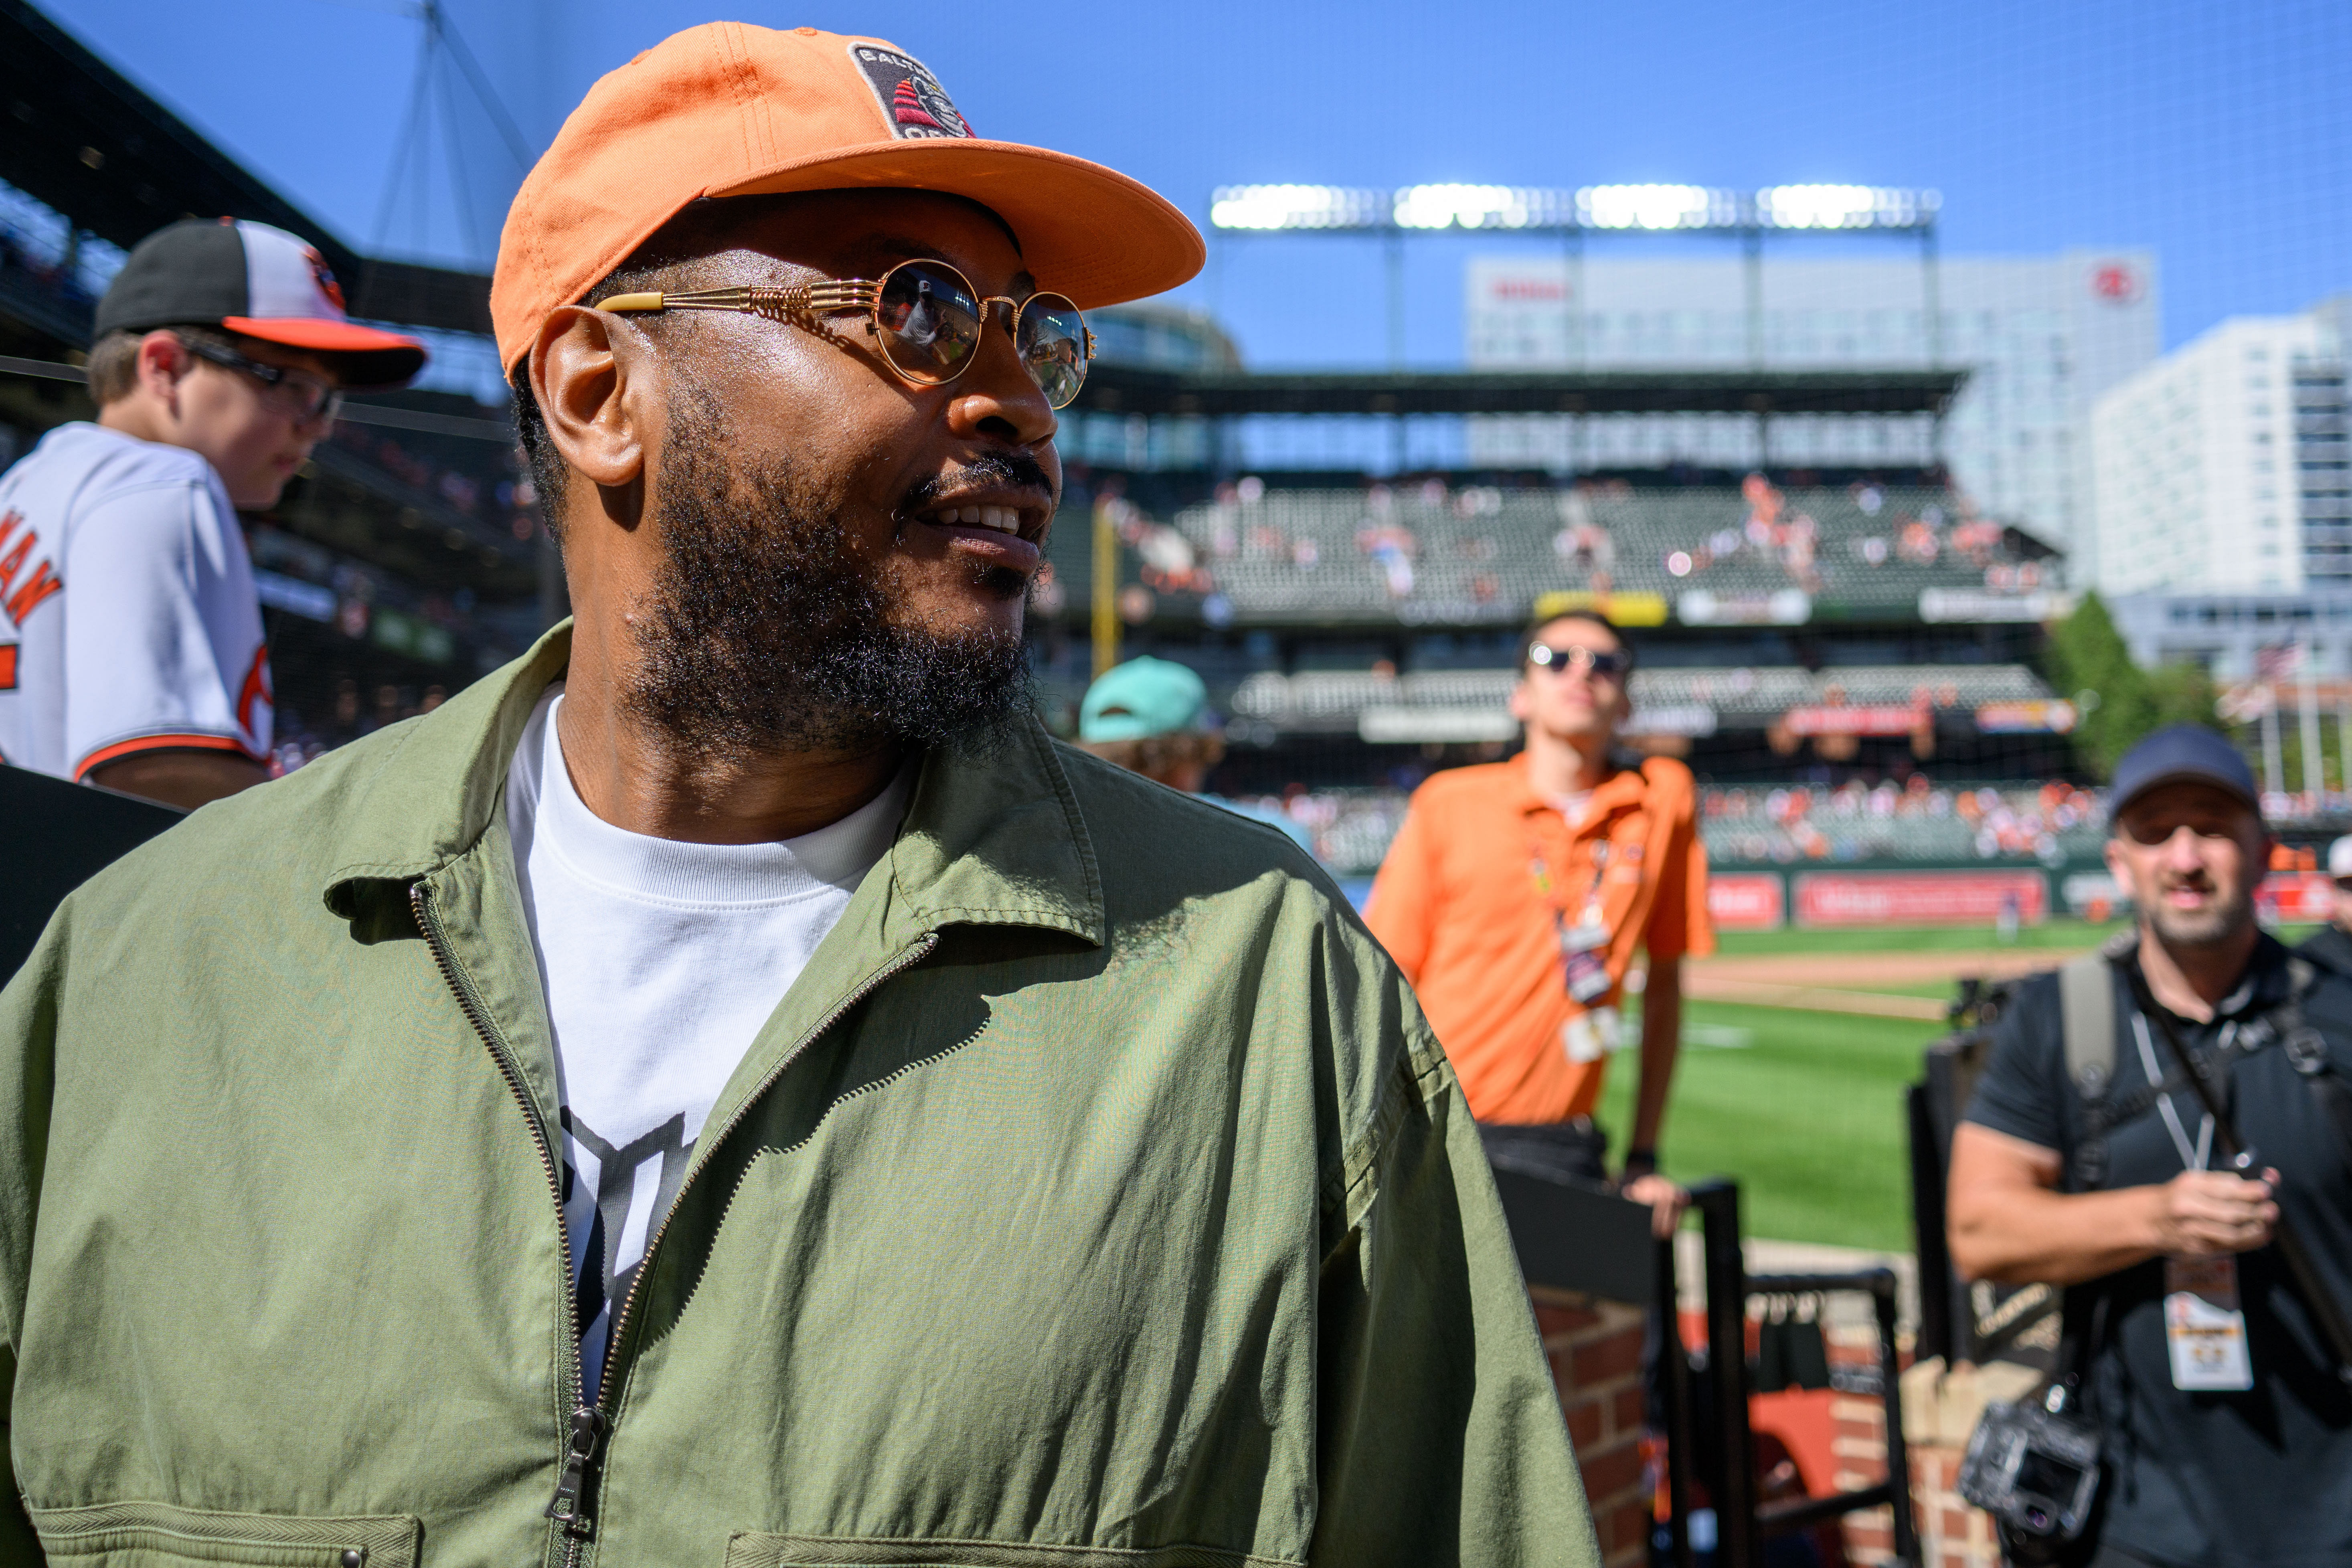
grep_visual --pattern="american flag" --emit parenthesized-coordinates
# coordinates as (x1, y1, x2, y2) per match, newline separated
(2255, 643, 2304, 682)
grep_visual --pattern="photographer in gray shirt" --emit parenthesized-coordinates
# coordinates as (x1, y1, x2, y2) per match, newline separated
(1950, 726, 2352, 1568)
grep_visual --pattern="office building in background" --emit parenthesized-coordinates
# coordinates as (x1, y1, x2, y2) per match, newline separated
(2091, 306, 2351, 597)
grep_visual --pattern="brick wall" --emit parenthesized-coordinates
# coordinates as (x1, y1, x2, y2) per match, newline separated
(1819, 1350, 2011, 1568)
(1531, 1286, 1652, 1568)
(1535, 1289, 2012, 1568)
(1911, 1445, 2002, 1568)
(1897, 1356, 2035, 1568)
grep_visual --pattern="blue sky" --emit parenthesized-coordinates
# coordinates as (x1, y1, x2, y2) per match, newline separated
(44, 0, 2352, 369)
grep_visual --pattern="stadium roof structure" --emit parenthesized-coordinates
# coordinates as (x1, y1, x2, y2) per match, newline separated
(1075, 364, 1968, 419)
(0, 0, 491, 335)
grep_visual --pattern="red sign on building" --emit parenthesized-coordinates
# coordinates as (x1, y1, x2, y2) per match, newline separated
(1793, 870, 2046, 929)
(2089, 261, 2142, 304)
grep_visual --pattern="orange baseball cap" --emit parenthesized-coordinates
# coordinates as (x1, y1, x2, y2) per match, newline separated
(491, 23, 1205, 374)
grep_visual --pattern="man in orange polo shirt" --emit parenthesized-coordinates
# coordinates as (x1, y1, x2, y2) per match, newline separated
(1369, 609, 1712, 1230)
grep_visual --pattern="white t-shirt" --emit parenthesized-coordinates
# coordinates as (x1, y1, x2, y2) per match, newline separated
(0, 422, 271, 780)
(504, 688, 908, 1391)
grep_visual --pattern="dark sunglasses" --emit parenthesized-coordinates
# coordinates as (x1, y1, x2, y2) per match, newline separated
(597, 257, 1096, 410)
(2117, 815, 2245, 847)
(176, 336, 342, 423)
(1527, 642, 1629, 679)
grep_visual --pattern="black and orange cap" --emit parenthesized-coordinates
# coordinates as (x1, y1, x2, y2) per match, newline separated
(96, 219, 427, 389)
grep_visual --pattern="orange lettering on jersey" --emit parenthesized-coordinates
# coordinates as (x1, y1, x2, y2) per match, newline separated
(236, 644, 273, 736)
(0, 644, 16, 690)
(0, 529, 30, 601)
(3, 560, 62, 627)
(0, 510, 20, 550)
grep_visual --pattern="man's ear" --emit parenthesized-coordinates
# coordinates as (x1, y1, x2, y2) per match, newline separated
(532, 306, 653, 524)
(1507, 678, 1533, 724)
(134, 331, 189, 411)
(2103, 834, 2129, 885)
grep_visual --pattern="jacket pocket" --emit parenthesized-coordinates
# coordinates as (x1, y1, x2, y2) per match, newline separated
(724, 1534, 1289, 1568)
(31, 1501, 421, 1568)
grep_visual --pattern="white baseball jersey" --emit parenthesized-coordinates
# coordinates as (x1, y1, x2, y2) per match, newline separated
(0, 421, 272, 781)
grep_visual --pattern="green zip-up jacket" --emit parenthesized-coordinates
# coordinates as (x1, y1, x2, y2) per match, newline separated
(0, 627, 1593, 1568)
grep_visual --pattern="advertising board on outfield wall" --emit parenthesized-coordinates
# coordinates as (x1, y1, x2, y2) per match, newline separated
(1706, 873, 1787, 930)
(1793, 869, 2048, 928)
(1531, 589, 1671, 626)
(1699, 865, 2338, 934)
(2257, 871, 2336, 924)
(1781, 704, 1931, 737)
(1918, 589, 2075, 623)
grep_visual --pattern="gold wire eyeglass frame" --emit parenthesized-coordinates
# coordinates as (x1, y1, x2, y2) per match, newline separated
(594, 260, 1097, 409)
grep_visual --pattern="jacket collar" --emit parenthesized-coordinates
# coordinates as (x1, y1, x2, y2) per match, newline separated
(322, 620, 1103, 947)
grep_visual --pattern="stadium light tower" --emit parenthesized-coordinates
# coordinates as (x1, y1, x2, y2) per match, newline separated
(1208, 183, 1943, 370)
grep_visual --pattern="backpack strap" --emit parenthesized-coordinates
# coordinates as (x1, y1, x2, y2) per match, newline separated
(2058, 930, 2136, 1190)
(2278, 957, 2352, 1166)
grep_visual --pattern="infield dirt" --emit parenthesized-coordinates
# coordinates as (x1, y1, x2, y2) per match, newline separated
(1682, 946, 2093, 1018)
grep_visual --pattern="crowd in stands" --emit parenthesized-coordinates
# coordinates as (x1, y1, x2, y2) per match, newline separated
(1639, 473, 2045, 593)
(266, 678, 451, 778)
(1188, 777, 2116, 876)
(1205, 788, 1411, 877)
(246, 522, 542, 774)
(1147, 472, 2052, 625)
(0, 201, 121, 314)
(1699, 777, 2106, 865)
(325, 418, 543, 546)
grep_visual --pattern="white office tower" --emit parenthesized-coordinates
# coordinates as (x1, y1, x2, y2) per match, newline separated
(2091, 311, 2350, 595)
(1461, 251, 2160, 579)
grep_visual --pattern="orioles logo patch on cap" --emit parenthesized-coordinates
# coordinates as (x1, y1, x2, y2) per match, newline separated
(302, 245, 347, 314)
(848, 44, 975, 140)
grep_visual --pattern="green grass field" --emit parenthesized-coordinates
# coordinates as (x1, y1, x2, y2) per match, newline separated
(1593, 999, 1939, 1251)
(1708, 922, 2129, 957)
(1592, 919, 2321, 1250)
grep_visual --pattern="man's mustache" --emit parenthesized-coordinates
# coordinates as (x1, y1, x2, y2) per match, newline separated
(899, 452, 1059, 519)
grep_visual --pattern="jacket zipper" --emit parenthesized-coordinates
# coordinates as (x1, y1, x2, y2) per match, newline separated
(416, 876, 936, 1565)
(585, 931, 943, 1408)
(409, 882, 593, 1568)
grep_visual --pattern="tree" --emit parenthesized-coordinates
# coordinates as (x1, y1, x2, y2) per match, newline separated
(2043, 593, 2216, 780)
(2146, 658, 2219, 734)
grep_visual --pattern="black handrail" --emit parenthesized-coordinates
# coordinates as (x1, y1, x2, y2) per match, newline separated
(1691, 1181, 1921, 1568)
(1656, 1234, 1698, 1568)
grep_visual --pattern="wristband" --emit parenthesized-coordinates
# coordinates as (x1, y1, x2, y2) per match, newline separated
(1620, 1147, 1659, 1178)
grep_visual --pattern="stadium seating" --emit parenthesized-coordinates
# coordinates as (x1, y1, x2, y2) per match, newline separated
(1167, 480, 2050, 624)
(1231, 779, 2106, 877)
(1700, 781, 2107, 866)
(1227, 663, 2057, 731)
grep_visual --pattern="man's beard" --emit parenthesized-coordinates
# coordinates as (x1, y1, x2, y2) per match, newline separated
(624, 393, 1037, 760)
(2145, 874, 2254, 950)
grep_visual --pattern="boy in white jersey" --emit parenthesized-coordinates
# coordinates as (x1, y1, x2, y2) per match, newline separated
(0, 219, 424, 807)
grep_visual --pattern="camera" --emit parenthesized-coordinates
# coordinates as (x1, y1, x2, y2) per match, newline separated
(1959, 1386, 2102, 1553)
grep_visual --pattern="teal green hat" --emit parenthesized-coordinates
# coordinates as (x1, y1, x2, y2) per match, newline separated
(1080, 656, 1211, 742)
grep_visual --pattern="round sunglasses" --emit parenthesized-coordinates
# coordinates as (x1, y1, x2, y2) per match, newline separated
(596, 258, 1095, 409)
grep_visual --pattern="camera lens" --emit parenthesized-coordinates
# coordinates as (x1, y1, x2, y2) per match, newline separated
(2026, 1509, 2050, 1531)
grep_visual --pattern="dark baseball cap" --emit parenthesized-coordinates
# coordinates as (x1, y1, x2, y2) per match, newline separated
(95, 218, 426, 388)
(2109, 724, 2261, 821)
